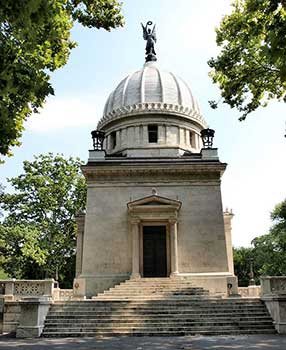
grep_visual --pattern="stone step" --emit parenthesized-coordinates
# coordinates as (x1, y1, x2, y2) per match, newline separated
(43, 326, 275, 334)
(45, 319, 274, 327)
(43, 277, 276, 337)
(113, 285, 202, 289)
(45, 322, 274, 329)
(48, 306, 268, 313)
(47, 308, 269, 314)
(45, 314, 272, 321)
(48, 305, 268, 311)
(100, 289, 209, 296)
(93, 296, 212, 301)
(53, 297, 264, 307)
(46, 313, 270, 321)
(43, 330, 277, 337)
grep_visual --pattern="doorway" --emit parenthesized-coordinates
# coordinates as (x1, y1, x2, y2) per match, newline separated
(143, 226, 167, 277)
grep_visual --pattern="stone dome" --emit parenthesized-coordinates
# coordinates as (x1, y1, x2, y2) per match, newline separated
(97, 61, 207, 129)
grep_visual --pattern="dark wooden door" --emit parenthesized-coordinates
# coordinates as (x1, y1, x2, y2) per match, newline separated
(143, 226, 167, 277)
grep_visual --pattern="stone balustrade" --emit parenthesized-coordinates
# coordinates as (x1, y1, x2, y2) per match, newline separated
(261, 276, 286, 334)
(53, 288, 74, 301)
(0, 279, 57, 300)
(238, 286, 261, 298)
(0, 280, 74, 337)
(261, 276, 286, 296)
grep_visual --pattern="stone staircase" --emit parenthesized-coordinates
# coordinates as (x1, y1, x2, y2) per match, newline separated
(42, 278, 276, 337)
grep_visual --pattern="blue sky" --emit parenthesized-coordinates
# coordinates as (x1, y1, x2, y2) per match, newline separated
(1, 0, 286, 247)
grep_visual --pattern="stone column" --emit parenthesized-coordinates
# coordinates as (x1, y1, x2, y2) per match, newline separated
(142, 125, 148, 146)
(179, 128, 185, 148)
(158, 125, 165, 144)
(131, 220, 141, 279)
(121, 128, 127, 148)
(223, 209, 234, 275)
(169, 219, 179, 276)
(116, 130, 121, 149)
(75, 213, 85, 278)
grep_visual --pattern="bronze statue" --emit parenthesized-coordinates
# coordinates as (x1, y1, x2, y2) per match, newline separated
(141, 21, 157, 62)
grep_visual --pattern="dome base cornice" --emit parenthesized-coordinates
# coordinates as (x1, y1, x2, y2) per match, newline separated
(98, 103, 207, 129)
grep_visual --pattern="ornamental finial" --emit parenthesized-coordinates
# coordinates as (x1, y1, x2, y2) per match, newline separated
(141, 21, 157, 62)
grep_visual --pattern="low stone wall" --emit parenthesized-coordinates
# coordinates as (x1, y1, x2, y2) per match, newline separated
(53, 288, 73, 301)
(0, 279, 75, 337)
(0, 279, 56, 300)
(238, 285, 261, 298)
(2, 301, 21, 335)
(261, 276, 286, 295)
(261, 276, 286, 334)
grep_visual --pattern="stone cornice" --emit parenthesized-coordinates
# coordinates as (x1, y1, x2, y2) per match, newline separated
(97, 103, 208, 129)
(82, 162, 226, 182)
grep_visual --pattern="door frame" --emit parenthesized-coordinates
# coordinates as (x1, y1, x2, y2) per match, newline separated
(127, 194, 182, 278)
(140, 221, 170, 277)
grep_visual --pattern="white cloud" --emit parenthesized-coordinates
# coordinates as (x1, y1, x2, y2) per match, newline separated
(25, 94, 106, 132)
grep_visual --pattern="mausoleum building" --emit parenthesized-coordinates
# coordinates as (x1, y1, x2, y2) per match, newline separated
(73, 31, 237, 298)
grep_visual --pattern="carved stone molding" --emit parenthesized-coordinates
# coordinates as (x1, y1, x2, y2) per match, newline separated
(97, 103, 207, 129)
(82, 163, 226, 183)
(127, 194, 182, 222)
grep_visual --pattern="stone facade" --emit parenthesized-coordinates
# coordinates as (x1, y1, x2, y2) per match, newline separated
(73, 60, 238, 298)
(74, 149, 237, 297)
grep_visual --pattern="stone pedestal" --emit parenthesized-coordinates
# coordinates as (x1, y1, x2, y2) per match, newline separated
(261, 276, 286, 334)
(201, 148, 219, 160)
(262, 295, 286, 334)
(16, 298, 51, 338)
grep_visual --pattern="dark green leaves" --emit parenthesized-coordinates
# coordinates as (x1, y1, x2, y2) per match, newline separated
(0, 153, 86, 286)
(208, 0, 286, 119)
(234, 198, 286, 286)
(0, 0, 123, 159)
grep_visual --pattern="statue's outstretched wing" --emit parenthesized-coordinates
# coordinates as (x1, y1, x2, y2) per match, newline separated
(152, 25, 157, 42)
(141, 23, 148, 40)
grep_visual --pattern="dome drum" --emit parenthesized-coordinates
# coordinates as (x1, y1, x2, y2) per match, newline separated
(103, 120, 203, 157)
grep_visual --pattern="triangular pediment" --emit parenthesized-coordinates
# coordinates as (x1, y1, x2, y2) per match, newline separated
(127, 195, 181, 211)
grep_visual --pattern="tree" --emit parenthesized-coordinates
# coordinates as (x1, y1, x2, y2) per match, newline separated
(208, 0, 286, 120)
(0, 153, 86, 287)
(233, 199, 286, 286)
(0, 1, 123, 158)
(233, 247, 255, 286)
(252, 199, 286, 276)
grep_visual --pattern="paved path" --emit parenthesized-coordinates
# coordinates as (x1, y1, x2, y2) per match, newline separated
(0, 335, 286, 350)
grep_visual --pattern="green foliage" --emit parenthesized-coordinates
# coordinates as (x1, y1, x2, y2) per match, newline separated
(252, 199, 286, 276)
(0, 153, 86, 287)
(0, 0, 123, 158)
(0, 268, 9, 279)
(233, 247, 260, 286)
(208, 0, 286, 119)
(234, 198, 286, 286)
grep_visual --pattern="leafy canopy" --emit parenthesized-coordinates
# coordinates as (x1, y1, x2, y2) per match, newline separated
(0, 1, 123, 158)
(233, 246, 257, 286)
(252, 199, 286, 276)
(234, 198, 286, 286)
(0, 153, 86, 287)
(208, 0, 286, 119)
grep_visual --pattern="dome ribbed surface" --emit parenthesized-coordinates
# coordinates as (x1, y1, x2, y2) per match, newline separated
(98, 62, 206, 128)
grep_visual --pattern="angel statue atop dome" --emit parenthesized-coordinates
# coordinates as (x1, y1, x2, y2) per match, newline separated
(141, 21, 157, 62)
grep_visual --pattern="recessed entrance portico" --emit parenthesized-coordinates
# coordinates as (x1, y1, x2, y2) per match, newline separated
(127, 194, 181, 278)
